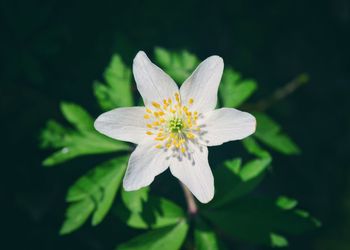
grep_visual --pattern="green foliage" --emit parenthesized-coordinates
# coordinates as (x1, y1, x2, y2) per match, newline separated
(202, 197, 320, 247)
(40, 102, 129, 166)
(116, 220, 188, 250)
(211, 157, 271, 208)
(254, 112, 301, 155)
(154, 47, 199, 84)
(40, 48, 319, 248)
(94, 55, 133, 110)
(219, 67, 257, 108)
(115, 188, 185, 229)
(60, 157, 128, 234)
(195, 218, 220, 250)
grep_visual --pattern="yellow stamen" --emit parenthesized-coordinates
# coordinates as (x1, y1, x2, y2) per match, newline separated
(144, 114, 151, 119)
(146, 131, 153, 135)
(152, 102, 161, 109)
(189, 98, 194, 105)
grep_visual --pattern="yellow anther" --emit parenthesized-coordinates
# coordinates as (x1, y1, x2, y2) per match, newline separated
(170, 109, 176, 114)
(146, 124, 153, 128)
(152, 102, 161, 109)
(163, 99, 168, 105)
(158, 111, 165, 116)
(189, 98, 194, 105)
(144, 114, 151, 119)
(155, 136, 166, 141)
(146, 131, 153, 135)
(181, 147, 186, 153)
(155, 144, 162, 149)
(175, 93, 180, 103)
(160, 118, 165, 123)
(168, 98, 172, 104)
(153, 121, 160, 126)
(146, 108, 152, 113)
(186, 132, 195, 139)
(157, 132, 163, 137)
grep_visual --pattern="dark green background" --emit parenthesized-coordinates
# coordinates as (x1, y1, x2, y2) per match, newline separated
(2, 0, 350, 249)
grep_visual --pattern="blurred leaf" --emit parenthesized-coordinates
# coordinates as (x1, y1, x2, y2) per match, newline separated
(203, 197, 320, 247)
(154, 47, 199, 84)
(40, 120, 69, 149)
(276, 196, 298, 210)
(219, 68, 257, 108)
(60, 102, 94, 131)
(116, 220, 188, 250)
(254, 113, 301, 155)
(242, 137, 271, 159)
(210, 157, 270, 208)
(41, 103, 129, 166)
(270, 233, 289, 247)
(116, 190, 185, 229)
(60, 157, 128, 234)
(195, 217, 220, 250)
(94, 54, 133, 110)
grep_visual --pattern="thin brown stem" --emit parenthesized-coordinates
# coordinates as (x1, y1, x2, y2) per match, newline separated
(242, 73, 309, 112)
(180, 182, 198, 216)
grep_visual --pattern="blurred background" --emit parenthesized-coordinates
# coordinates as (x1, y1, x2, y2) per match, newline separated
(1, 0, 350, 249)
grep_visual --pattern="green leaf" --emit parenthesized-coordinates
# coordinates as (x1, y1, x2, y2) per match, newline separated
(210, 158, 270, 208)
(242, 137, 271, 159)
(203, 197, 320, 247)
(60, 102, 94, 131)
(116, 220, 188, 250)
(276, 196, 298, 210)
(60, 157, 128, 234)
(270, 233, 289, 247)
(219, 68, 257, 108)
(116, 190, 185, 229)
(195, 217, 220, 250)
(60, 198, 95, 235)
(254, 113, 301, 155)
(94, 54, 133, 110)
(42, 131, 129, 166)
(40, 120, 69, 149)
(154, 47, 199, 84)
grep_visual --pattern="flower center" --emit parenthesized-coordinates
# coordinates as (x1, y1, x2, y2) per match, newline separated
(143, 92, 200, 153)
(169, 118, 184, 133)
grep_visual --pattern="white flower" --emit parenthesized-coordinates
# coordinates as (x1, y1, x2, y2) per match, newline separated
(94, 51, 256, 203)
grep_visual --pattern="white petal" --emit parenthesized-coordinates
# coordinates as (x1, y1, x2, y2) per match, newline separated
(133, 51, 179, 107)
(123, 140, 171, 191)
(94, 107, 147, 144)
(198, 108, 256, 146)
(170, 143, 214, 203)
(180, 56, 223, 113)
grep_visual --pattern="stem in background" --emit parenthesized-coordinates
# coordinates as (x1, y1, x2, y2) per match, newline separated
(180, 182, 198, 216)
(242, 73, 309, 112)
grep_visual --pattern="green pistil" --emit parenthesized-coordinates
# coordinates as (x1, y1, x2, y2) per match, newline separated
(169, 118, 184, 133)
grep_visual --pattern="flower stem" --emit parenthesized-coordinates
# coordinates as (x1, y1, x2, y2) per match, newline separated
(180, 182, 198, 216)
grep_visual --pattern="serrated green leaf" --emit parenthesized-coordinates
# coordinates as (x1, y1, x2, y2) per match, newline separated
(276, 196, 298, 210)
(210, 158, 270, 208)
(116, 192, 185, 229)
(42, 124, 129, 167)
(116, 220, 188, 250)
(219, 68, 257, 108)
(60, 198, 95, 235)
(60, 102, 94, 131)
(94, 55, 133, 110)
(254, 113, 301, 155)
(154, 47, 199, 84)
(195, 217, 220, 250)
(203, 197, 320, 247)
(60, 157, 128, 234)
(40, 120, 69, 149)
